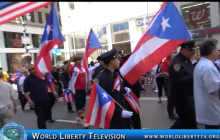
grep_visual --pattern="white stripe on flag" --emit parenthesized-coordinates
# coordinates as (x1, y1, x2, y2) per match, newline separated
(113, 80, 119, 89)
(69, 94, 73, 102)
(100, 102, 110, 128)
(0, 2, 30, 15)
(38, 58, 49, 74)
(120, 37, 169, 77)
(90, 95, 99, 125)
(0, 2, 50, 23)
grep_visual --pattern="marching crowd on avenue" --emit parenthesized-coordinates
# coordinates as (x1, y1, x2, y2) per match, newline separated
(1, 38, 220, 129)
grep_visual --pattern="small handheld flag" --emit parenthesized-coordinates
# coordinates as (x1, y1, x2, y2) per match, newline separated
(86, 83, 115, 129)
(11, 71, 22, 82)
(63, 89, 74, 103)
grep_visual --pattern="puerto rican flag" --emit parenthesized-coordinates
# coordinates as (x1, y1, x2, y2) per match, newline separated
(120, 2, 191, 85)
(113, 76, 120, 92)
(0, 2, 53, 25)
(11, 70, 22, 82)
(63, 89, 74, 103)
(45, 73, 54, 93)
(82, 29, 102, 75)
(86, 83, 115, 129)
(34, 3, 65, 79)
(124, 91, 140, 114)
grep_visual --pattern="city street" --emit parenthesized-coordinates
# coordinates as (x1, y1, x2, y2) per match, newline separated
(13, 86, 204, 129)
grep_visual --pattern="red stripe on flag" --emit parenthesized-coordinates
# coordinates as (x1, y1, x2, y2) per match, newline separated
(0, 2, 34, 18)
(104, 101, 115, 129)
(86, 83, 97, 123)
(0, 2, 53, 25)
(123, 39, 189, 84)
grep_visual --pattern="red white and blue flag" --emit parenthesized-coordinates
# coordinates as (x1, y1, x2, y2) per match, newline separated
(120, 2, 191, 85)
(11, 70, 22, 82)
(0, 2, 53, 25)
(124, 91, 140, 114)
(45, 73, 54, 93)
(63, 89, 74, 103)
(82, 29, 102, 75)
(86, 83, 115, 129)
(34, 3, 65, 79)
(113, 76, 120, 92)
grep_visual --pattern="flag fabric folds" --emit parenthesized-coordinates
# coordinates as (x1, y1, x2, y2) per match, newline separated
(86, 83, 115, 129)
(63, 89, 74, 103)
(10, 71, 22, 82)
(82, 29, 102, 75)
(113, 76, 120, 92)
(124, 91, 140, 114)
(119, 2, 191, 85)
(0, 2, 53, 25)
(34, 3, 65, 79)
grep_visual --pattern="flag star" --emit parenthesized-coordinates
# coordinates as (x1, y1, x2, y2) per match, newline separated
(161, 16, 171, 32)
(102, 92, 108, 99)
(46, 25, 53, 35)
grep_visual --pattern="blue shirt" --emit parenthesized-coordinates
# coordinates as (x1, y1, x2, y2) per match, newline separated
(194, 57, 220, 125)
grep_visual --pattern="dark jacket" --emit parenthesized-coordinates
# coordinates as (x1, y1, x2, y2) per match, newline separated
(97, 69, 132, 129)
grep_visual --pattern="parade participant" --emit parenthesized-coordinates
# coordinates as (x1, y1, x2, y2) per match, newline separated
(45, 72, 57, 123)
(88, 61, 95, 82)
(68, 55, 88, 122)
(60, 61, 74, 113)
(120, 52, 142, 129)
(168, 40, 197, 129)
(94, 48, 133, 129)
(23, 64, 51, 129)
(0, 67, 9, 82)
(92, 55, 104, 80)
(194, 40, 220, 129)
(0, 70, 17, 128)
(18, 69, 29, 111)
(160, 53, 177, 119)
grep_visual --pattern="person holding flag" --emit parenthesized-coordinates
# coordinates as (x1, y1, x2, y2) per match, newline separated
(94, 48, 133, 129)
(67, 55, 88, 123)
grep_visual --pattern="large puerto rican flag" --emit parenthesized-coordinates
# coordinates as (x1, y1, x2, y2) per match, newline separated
(82, 29, 101, 75)
(120, 2, 191, 85)
(0, 2, 53, 25)
(34, 3, 65, 79)
(86, 83, 115, 129)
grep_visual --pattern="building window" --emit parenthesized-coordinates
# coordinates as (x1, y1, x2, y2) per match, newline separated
(38, 12, 42, 23)
(30, 12, 35, 22)
(57, 2, 60, 11)
(32, 34, 42, 48)
(45, 13, 49, 21)
(97, 26, 107, 45)
(74, 30, 85, 49)
(111, 21, 130, 43)
(181, 2, 210, 30)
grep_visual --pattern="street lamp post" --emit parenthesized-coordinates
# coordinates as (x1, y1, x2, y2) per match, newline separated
(15, 14, 32, 68)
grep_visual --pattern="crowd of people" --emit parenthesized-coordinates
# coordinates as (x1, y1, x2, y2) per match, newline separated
(0, 38, 220, 129)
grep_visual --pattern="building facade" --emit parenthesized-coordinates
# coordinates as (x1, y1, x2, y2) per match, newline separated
(0, 2, 63, 72)
(174, 2, 220, 46)
(59, 2, 162, 61)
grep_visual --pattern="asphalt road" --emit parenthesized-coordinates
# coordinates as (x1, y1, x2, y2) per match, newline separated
(13, 85, 204, 129)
